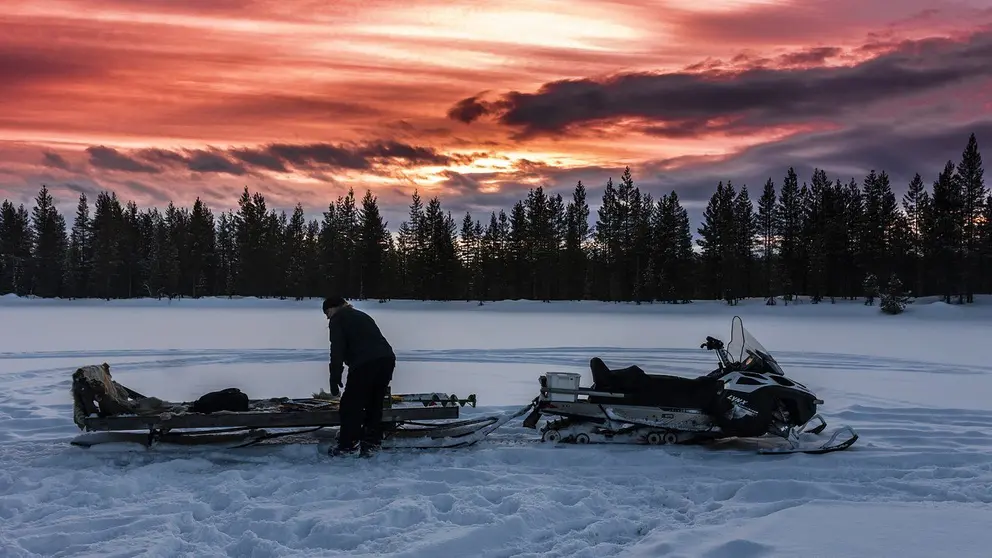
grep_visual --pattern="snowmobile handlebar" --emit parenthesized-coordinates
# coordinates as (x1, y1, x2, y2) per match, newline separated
(701, 335, 735, 373)
(700, 336, 724, 351)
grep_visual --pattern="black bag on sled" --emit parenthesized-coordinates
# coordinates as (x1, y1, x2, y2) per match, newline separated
(190, 388, 249, 414)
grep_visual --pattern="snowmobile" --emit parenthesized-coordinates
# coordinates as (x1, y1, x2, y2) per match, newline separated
(521, 316, 858, 454)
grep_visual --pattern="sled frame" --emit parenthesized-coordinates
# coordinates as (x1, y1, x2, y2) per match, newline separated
(79, 405, 460, 433)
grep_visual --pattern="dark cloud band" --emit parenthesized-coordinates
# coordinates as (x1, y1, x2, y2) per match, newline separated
(448, 29, 992, 138)
(83, 141, 468, 178)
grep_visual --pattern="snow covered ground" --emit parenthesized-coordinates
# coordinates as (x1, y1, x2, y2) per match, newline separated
(2, 294, 992, 557)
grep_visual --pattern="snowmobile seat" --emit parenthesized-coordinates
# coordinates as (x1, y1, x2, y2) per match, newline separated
(589, 357, 722, 410)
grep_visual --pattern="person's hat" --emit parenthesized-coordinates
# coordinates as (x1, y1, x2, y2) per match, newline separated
(322, 296, 346, 312)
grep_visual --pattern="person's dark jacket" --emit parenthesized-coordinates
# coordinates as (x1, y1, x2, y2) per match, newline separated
(328, 305, 395, 383)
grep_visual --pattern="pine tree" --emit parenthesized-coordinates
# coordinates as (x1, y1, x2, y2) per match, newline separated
(805, 169, 835, 302)
(395, 190, 426, 299)
(187, 198, 216, 297)
(162, 201, 186, 297)
(65, 193, 92, 298)
(423, 196, 458, 300)
(671, 193, 695, 303)
(697, 181, 736, 301)
(795, 179, 812, 297)
(459, 211, 480, 301)
(823, 179, 849, 301)
(548, 193, 566, 300)
(562, 181, 590, 300)
(118, 201, 144, 299)
(776, 168, 802, 300)
(901, 173, 929, 297)
(357, 190, 389, 300)
(928, 160, 964, 302)
(733, 184, 756, 301)
(137, 208, 163, 297)
(860, 170, 898, 282)
(956, 133, 986, 302)
(880, 274, 911, 315)
(284, 203, 308, 300)
(332, 189, 359, 296)
(981, 194, 992, 294)
(616, 166, 640, 301)
(594, 177, 622, 300)
(89, 191, 125, 299)
(757, 178, 778, 302)
(319, 200, 341, 296)
(862, 273, 879, 305)
(887, 211, 914, 295)
(304, 218, 322, 297)
(632, 190, 653, 304)
(841, 178, 864, 299)
(378, 231, 399, 302)
(651, 191, 694, 303)
(524, 186, 558, 301)
(507, 200, 529, 299)
(0, 201, 34, 295)
(234, 187, 267, 296)
(30, 186, 67, 297)
(215, 210, 236, 297)
(479, 211, 508, 301)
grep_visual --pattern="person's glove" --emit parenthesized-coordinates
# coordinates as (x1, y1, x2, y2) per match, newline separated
(328, 363, 342, 397)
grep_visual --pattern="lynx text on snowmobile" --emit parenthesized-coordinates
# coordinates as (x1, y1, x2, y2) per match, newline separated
(521, 316, 858, 455)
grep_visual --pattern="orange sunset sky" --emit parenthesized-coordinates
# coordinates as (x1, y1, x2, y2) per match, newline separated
(2, 0, 991, 228)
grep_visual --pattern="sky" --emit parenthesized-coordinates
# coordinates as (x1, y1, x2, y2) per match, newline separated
(2, 0, 991, 231)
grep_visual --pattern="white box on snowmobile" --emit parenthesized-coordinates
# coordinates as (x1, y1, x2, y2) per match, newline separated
(545, 372, 581, 401)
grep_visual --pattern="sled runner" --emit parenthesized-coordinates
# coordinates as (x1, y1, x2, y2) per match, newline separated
(522, 316, 859, 455)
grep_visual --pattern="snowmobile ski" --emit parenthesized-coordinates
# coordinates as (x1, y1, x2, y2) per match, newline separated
(757, 425, 859, 455)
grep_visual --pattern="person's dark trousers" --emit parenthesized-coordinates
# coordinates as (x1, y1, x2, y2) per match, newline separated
(336, 355, 395, 451)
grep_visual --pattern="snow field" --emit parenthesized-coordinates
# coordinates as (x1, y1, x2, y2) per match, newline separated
(1, 296, 992, 557)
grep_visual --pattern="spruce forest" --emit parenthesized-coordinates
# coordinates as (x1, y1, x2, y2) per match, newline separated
(0, 133, 988, 306)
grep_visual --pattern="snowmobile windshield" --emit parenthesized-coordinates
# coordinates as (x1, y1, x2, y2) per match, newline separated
(725, 318, 786, 376)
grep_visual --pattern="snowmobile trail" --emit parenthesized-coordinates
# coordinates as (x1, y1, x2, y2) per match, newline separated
(4, 320, 992, 556)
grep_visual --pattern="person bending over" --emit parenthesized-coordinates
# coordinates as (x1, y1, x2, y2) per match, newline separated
(323, 296, 396, 457)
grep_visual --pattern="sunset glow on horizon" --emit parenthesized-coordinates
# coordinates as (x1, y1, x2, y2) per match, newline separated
(2, 0, 992, 225)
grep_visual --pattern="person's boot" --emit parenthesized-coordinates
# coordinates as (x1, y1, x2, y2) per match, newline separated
(359, 441, 377, 458)
(328, 441, 359, 457)
(359, 441, 380, 458)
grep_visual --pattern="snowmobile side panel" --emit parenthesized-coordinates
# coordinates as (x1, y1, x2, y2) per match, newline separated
(536, 400, 712, 425)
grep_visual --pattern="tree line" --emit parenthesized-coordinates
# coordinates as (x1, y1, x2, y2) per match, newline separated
(0, 133, 987, 306)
